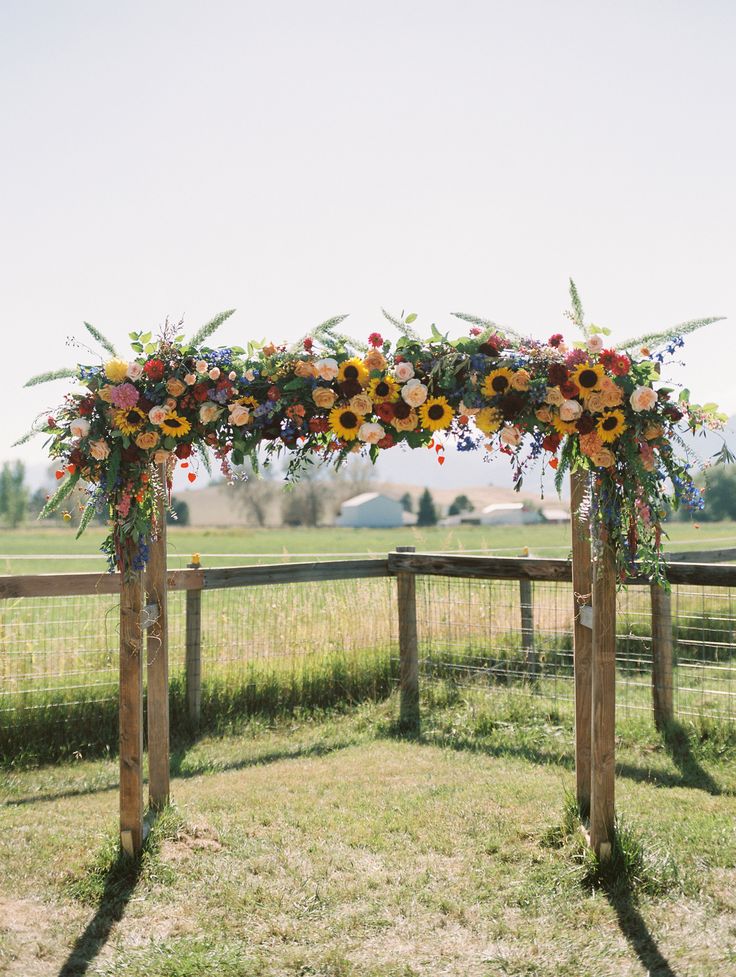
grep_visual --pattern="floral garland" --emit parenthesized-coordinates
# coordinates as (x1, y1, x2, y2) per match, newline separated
(24, 288, 730, 582)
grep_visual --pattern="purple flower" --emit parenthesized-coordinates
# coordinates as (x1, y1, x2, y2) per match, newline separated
(110, 383, 140, 408)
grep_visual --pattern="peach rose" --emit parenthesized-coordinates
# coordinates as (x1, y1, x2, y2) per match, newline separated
(229, 371, 237, 381)
(97, 385, 115, 403)
(592, 448, 615, 468)
(559, 399, 583, 422)
(208, 367, 221, 380)
(184, 373, 197, 386)
(70, 418, 90, 438)
(585, 392, 606, 414)
(127, 362, 144, 381)
(630, 385, 658, 412)
(315, 358, 339, 381)
(458, 400, 479, 416)
(535, 407, 554, 424)
(349, 393, 373, 414)
(135, 431, 159, 450)
(358, 422, 385, 444)
(644, 423, 664, 441)
(579, 432, 603, 458)
(195, 359, 208, 374)
(229, 404, 250, 426)
(263, 343, 277, 357)
(393, 411, 418, 431)
(89, 438, 110, 460)
(401, 379, 428, 407)
(393, 361, 415, 382)
(244, 369, 256, 382)
(500, 425, 522, 446)
(166, 378, 187, 397)
(510, 369, 530, 391)
(313, 387, 337, 409)
(164, 397, 177, 410)
(545, 386, 565, 407)
(294, 360, 318, 378)
(199, 403, 221, 424)
(153, 449, 170, 464)
(148, 405, 169, 425)
(364, 349, 387, 372)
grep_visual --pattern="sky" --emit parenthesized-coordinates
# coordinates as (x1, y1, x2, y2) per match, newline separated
(2, 0, 734, 493)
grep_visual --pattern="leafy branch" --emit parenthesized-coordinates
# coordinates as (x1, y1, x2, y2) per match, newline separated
(84, 322, 118, 356)
(382, 308, 420, 342)
(189, 309, 236, 347)
(451, 312, 524, 344)
(617, 317, 725, 352)
(24, 368, 77, 387)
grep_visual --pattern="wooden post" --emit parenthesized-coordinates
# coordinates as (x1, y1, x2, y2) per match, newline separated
(590, 533, 616, 859)
(146, 465, 170, 811)
(396, 545, 419, 733)
(185, 561, 203, 728)
(120, 560, 144, 856)
(519, 577, 536, 679)
(650, 583, 674, 730)
(570, 470, 593, 817)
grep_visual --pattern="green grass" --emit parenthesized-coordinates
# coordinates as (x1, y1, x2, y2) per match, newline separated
(1, 695, 735, 976)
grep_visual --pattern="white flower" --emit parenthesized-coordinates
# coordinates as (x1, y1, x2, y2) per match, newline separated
(315, 357, 339, 381)
(401, 378, 428, 407)
(70, 418, 90, 438)
(244, 369, 256, 382)
(126, 362, 143, 381)
(358, 422, 385, 444)
(559, 399, 583, 422)
(393, 361, 415, 382)
(586, 335, 605, 354)
(630, 385, 658, 412)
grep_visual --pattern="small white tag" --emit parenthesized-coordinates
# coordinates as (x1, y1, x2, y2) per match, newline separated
(140, 603, 160, 630)
(579, 605, 593, 630)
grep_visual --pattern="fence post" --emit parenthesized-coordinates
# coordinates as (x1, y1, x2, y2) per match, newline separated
(590, 534, 616, 860)
(396, 545, 419, 733)
(120, 559, 144, 856)
(185, 557, 203, 728)
(146, 465, 170, 811)
(650, 583, 674, 730)
(570, 470, 593, 818)
(519, 575, 536, 679)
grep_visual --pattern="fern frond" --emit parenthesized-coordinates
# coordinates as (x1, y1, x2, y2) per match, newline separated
(39, 472, 80, 518)
(24, 368, 77, 387)
(618, 317, 724, 351)
(75, 502, 97, 539)
(314, 314, 350, 335)
(381, 308, 420, 341)
(189, 309, 236, 347)
(451, 312, 524, 343)
(568, 278, 586, 332)
(289, 314, 350, 352)
(83, 321, 117, 356)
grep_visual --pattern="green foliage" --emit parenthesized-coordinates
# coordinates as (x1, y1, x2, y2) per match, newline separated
(416, 487, 438, 526)
(695, 464, 736, 521)
(381, 307, 421, 341)
(166, 497, 190, 526)
(0, 461, 29, 528)
(23, 367, 76, 387)
(451, 311, 524, 343)
(448, 493, 474, 516)
(188, 308, 236, 347)
(84, 321, 118, 356)
(399, 491, 413, 513)
(75, 501, 98, 539)
(567, 278, 586, 333)
(39, 471, 81, 518)
(618, 316, 725, 352)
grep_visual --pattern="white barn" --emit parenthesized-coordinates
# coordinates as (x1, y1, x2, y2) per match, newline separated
(479, 502, 542, 526)
(335, 492, 406, 528)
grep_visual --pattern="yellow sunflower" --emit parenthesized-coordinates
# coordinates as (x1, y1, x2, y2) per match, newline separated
(112, 406, 147, 436)
(337, 357, 370, 388)
(570, 362, 605, 398)
(481, 367, 514, 398)
(551, 413, 577, 437)
(328, 405, 365, 440)
(234, 395, 259, 410)
(159, 413, 192, 438)
(475, 406, 503, 435)
(596, 409, 626, 443)
(419, 397, 453, 432)
(367, 375, 400, 403)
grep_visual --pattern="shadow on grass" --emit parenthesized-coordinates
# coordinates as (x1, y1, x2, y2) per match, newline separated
(57, 849, 142, 977)
(605, 889, 679, 977)
(662, 720, 724, 795)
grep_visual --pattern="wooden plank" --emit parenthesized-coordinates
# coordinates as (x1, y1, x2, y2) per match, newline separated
(0, 567, 204, 599)
(570, 470, 593, 818)
(650, 584, 674, 730)
(146, 465, 170, 811)
(202, 559, 390, 590)
(589, 535, 617, 859)
(119, 564, 144, 855)
(185, 563, 203, 728)
(519, 577, 536, 679)
(662, 563, 736, 587)
(666, 547, 736, 564)
(396, 546, 419, 733)
(387, 552, 573, 582)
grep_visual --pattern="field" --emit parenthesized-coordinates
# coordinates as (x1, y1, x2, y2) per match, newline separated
(0, 520, 734, 575)
(1, 695, 735, 976)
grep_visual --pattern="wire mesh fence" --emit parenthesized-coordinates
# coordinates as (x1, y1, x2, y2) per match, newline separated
(0, 560, 734, 763)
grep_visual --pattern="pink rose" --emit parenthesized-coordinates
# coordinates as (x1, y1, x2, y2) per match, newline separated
(393, 362, 415, 383)
(208, 367, 221, 380)
(126, 362, 144, 381)
(148, 405, 169, 425)
(587, 335, 605, 354)
(630, 386, 658, 412)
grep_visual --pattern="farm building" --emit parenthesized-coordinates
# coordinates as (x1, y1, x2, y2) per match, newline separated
(479, 502, 543, 525)
(335, 492, 407, 528)
(541, 506, 571, 523)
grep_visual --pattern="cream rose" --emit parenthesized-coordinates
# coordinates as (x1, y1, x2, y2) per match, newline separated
(126, 362, 144, 381)
(244, 369, 256, 382)
(229, 404, 250, 426)
(135, 431, 160, 450)
(545, 386, 565, 407)
(559, 399, 583, 422)
(97, 385, 115, 403)
(199, 402, 221, 424)
(313, 387, 337, 409)
(349, 393, 373, 414)
(393, 361, 415, 383)
(510, 369, 530, 391)
(89, 438, 110, 460)
(315, 357, 339, 381)
(295, 360, 318, 378)
(587, 335, 605, 354)
(70, 418, 90, 438)
(535, 407, 553, 424)
(500, 425, 522, 446)
(630, 385, 658, 412)
(153, 449, 170, 464)
(148, 405, 169, 425)
(229, 371, 237, 381)
(592, 448, 615, 468)
(401, 379, 428, 407)
(393, 411, 418, 431)
(585, 392, 606, 414)
(358, 422, 385, 444)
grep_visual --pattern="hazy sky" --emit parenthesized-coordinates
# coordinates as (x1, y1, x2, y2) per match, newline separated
(2, 0, 734, 491)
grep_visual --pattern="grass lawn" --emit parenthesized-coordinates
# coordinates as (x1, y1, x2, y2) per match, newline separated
(1, 694, 735, 976)
(0, 520, 734, 575)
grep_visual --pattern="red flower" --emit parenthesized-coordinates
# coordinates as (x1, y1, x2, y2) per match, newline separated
(547, 363, 568, 387)
(599, 349, 618, 371)
(612, 354, 631, 376)
(175, 443, 193, 459)
(192, 384, 209, 402)
(144, 359, 165, 381)
(542, 434, 561, 453)
(575, 414, 596, 435)
(47, 416, 56, 428)
(308, 416, 329, 433)
(548, 333, 564, 347)
(559, 380, 579, 400)
(377, 433, 396, 449)
(267, 385, 281, 401)
(303, 337, 314, 352)
(479, 334, 503, 357)
(368, 332, 383, 347)
(469, 327, 482, 337)
(78, 396, 95, 416)
(374, 402, 395, 422)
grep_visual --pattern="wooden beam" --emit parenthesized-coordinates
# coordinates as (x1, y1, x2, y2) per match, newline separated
(201, 559, 389, 590)
(387, 552, 573, 582)
(570, 470, 593, 818)
(185, 562, 203, 729)
(396, 546, 419, 733)
(650, 583, 674, 730)
(590, 535, 617, 858)
(0, 567, 204, 599)
(119, 564, 144, 855)
(146, 465, 170, 811)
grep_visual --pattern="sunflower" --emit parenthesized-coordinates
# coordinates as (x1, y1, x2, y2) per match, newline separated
(596, 409, 626, 443)
(419, 397, 453, 432)
(112, 406, 147, 436)
(328, 405, 365, 440)
(551, 413, 577, 437)
(368, 375, 400, 404)
(337, 357, 370, 388)
(481, 367, 514, 398)
(159, 413, 192, 438)
(234, 395, 259, 410)
(570, 362, 605, 399)
(475, 406, 503, 435)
